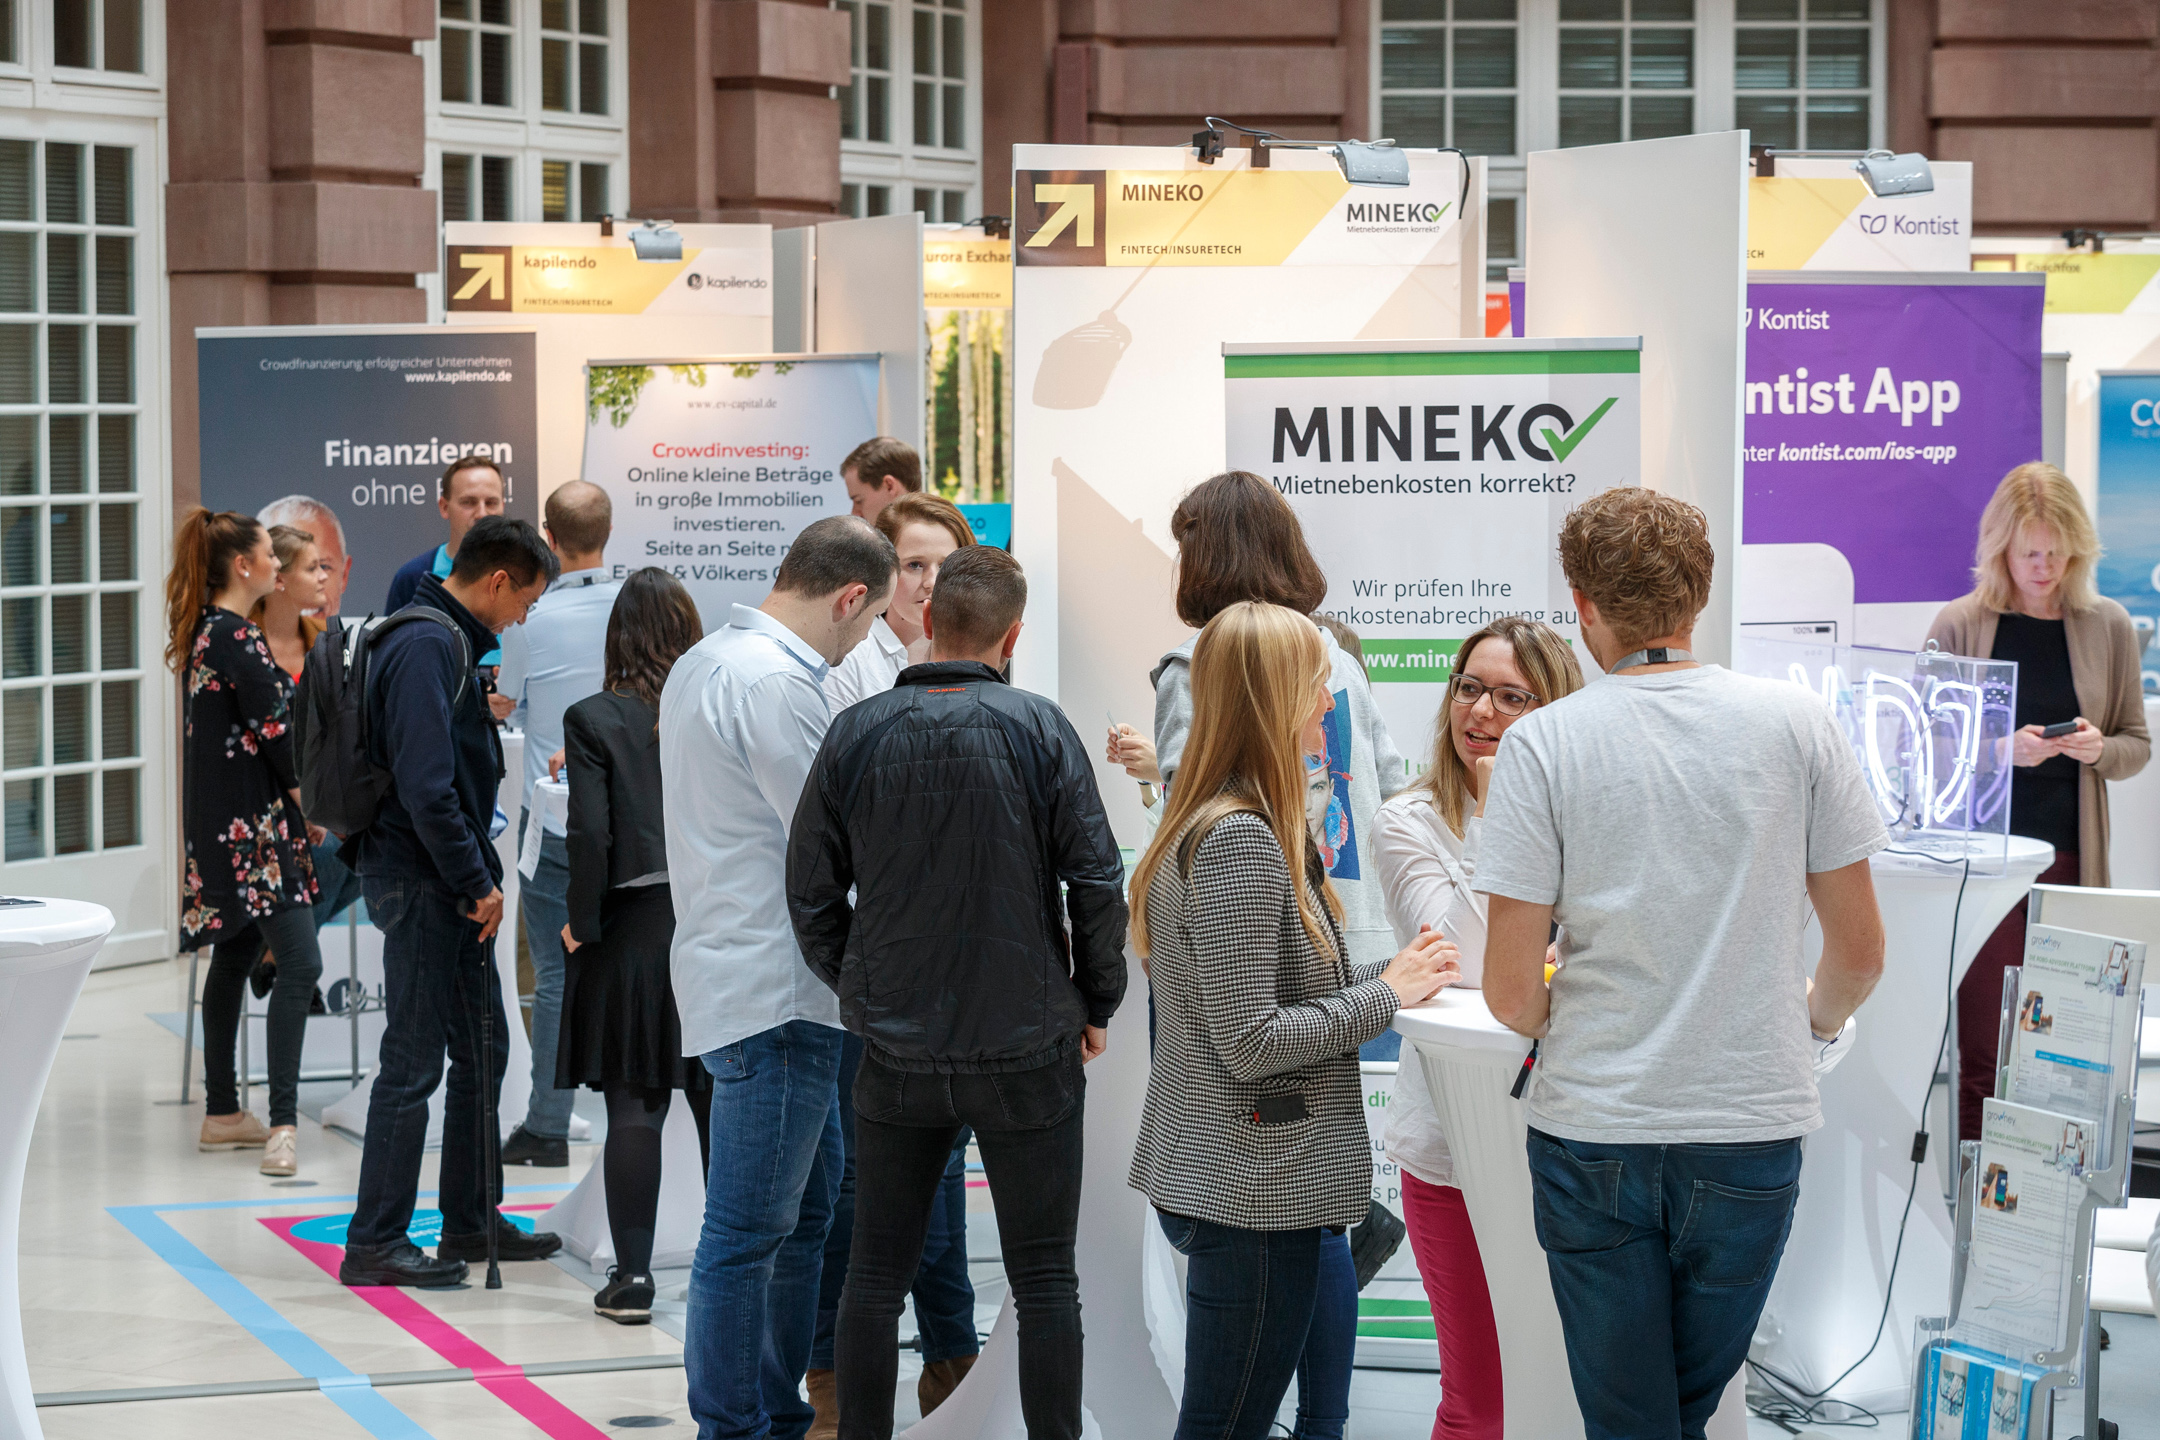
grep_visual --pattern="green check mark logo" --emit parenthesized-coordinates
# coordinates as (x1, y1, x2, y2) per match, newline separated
(1540, 396, 1619, 462)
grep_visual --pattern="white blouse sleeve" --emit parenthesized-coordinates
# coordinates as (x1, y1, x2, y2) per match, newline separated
(1374, 803, 1492, 988)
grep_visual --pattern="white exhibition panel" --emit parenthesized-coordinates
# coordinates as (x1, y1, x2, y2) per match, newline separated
(1525, 130, 1749, 664)
(2047, 311, 2160, 516)
(814, 213, 926, 449)
(2105, 698, 2160, 891)
(0, 899, 114, 1440)
(1393, 992, 1748, 1440)
(1009, 143, 1480, 844)
(1761, 837, 2055, 1411)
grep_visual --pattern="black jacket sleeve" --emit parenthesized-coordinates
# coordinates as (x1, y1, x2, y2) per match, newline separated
(563, 703, 609, 946)
(376, 628, 495, 902)
(785, 726, 856, 993)
(1040, 708, 1130, 1027)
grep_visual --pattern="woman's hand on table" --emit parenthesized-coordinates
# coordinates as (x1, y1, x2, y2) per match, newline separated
(1384, 924, 1462, 1008)
(547, 748, 567, 781)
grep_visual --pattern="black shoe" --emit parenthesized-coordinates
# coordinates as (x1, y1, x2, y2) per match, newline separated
(1348, 1198, 1407, 1289)
(500, 1123, 569, 1168)
(248, 957, 276, 1000)
(437, 1218, 564, 1263)
(339, 1239, 469, 1288)
(594, 1267, 655, 1325)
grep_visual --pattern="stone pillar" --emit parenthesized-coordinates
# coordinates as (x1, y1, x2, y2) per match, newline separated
(627, 0, 849, 228)
(165, 0, 434, 509)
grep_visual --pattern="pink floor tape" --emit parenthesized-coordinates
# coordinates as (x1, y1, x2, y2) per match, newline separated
(262, 1209, 615, 1440)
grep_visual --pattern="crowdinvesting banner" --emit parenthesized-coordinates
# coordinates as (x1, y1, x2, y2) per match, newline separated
(2095, 371, 2160, 693)
(579, 355, 880, 629)
(197, 326, 540, 617)
(1740, 274, 2045, 649)
(1223, 340, 1642, 759)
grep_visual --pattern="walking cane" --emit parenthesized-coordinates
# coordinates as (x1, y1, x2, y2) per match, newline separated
(476, 923, 502, 1290)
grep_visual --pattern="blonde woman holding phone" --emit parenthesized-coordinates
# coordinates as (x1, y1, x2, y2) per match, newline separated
(1374, 615, 1583, 1440)
(1129, 601, 1457, 1440)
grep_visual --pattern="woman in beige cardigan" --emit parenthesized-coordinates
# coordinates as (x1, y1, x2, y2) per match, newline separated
(1927, 462, 2149, 1140)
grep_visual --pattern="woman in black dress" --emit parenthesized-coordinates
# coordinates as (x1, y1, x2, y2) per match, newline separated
(557, 567, 711, 1323)
(164, 508, 322, 1177)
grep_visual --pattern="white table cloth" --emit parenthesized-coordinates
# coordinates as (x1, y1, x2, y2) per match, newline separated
(0, 898, 114, 1440)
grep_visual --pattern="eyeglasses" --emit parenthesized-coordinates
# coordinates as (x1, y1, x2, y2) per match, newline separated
(1449, 673, 1537, 717)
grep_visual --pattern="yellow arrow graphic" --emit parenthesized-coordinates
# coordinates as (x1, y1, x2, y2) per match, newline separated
(1027, 185, 1095, 248)
(454, 251, 505, 301)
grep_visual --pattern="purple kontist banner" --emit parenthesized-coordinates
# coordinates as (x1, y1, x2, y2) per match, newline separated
(1742, 277, 2044, 606)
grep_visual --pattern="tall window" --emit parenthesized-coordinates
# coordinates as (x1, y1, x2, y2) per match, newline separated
(440, 0, 514, 107)
(1557, 0, 1696, 147)
(52, 0, 142, 73)
(541, 159, 610, 221)
(836, 0, 978, 220)
(1377, 1, 1519, 159)
(539, 0, 607, 115)
(0, 138, 142, 860)
(1733, 0, 1871, 150)
(440, 153, 514, 222)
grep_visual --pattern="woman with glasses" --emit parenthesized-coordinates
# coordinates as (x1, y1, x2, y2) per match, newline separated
(1374, 615, 1583, 1440)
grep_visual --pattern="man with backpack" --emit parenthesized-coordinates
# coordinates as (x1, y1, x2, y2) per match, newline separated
(332, 516, 565, 1288)
(787, 546, 1128, 1440)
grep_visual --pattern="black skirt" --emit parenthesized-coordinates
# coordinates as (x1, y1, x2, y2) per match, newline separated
(555, 883, 710, 1093)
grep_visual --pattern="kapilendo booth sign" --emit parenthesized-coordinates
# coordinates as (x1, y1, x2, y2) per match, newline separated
(1223, 339, 1642, 759)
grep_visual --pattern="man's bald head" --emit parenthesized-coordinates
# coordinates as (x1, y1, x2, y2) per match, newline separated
(543, 480, 612, 564)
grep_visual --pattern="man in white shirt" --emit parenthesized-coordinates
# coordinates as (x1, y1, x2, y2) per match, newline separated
(660, 515, 895, 1440)
(840, 436, 921, 523)
(1477, 487, 1888, 1440)
(490, 481, 621, 1166)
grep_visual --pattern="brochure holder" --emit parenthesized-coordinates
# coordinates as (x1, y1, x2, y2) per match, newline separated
(1911, 920, 2145, 1440)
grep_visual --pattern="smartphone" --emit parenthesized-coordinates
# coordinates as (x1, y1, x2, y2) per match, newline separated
(2039, 720, 2079, 739)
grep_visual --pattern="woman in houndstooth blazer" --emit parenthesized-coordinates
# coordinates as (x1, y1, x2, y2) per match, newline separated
(1128, 602, 1458, 1440)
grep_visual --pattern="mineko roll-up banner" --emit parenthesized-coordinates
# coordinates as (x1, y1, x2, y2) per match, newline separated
(196, 325, 539, 617)
(1223, 340, 1641, 754)
(1011, 143, 1482, 843)
(579, 355, 879, 629)
(1738, 273, 2044, 651)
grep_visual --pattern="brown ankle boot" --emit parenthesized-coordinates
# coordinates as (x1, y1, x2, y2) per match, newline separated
(917, 1353, 977, 1417)
(805, 1367, 838, 1440)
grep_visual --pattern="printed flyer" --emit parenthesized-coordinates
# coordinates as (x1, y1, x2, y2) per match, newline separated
(2007, 923, 2145, 1165)
(1917, 1343, 2040, 1440)
(1956, 1100, 2092, 1362)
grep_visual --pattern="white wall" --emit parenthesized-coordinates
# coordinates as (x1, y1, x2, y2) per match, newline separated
(815, 214, 926, 449)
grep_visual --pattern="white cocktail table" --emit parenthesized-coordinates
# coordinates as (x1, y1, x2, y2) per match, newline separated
(0, 897, 114, 1440)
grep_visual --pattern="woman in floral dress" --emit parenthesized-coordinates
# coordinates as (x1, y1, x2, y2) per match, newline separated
(165, 508, 322, 1177)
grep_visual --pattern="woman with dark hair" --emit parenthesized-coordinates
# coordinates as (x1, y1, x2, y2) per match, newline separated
(555, 567, 712, 1324)
(166, 507, 322, 1177)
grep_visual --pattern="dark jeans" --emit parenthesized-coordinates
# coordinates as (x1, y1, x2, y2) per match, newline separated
(516, 807, 576, 1139)
(199, 906, 322, 1128)
(1526, 1129, 1804, 1440)
(812, 1032, 978, 1371)
(1294, 1230, 1356, 1440)
(688, 1020, 844, 1440)
(1157, 1211, 1326, 1440)
(347, 876, 509, 1248)
(1958, 849, 2079, 1141)
(838, 1051, 1086, 1440)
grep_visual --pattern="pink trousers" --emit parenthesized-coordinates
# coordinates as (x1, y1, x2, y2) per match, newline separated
(1400, 1171, 1504, 1440)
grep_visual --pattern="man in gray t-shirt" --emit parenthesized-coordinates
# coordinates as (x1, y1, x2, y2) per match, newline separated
(1477, 487, 1887, 1440)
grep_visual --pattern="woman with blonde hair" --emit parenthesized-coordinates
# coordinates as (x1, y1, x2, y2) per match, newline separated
(824, 491, 976, 712)
(1373, 615, 1583, 1440)
(1129, 601, 1457, 1440)
(1928, 462, 2148, 1138)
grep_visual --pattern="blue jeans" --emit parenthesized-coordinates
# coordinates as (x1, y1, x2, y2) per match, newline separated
(1292, 1231, 1355, 1440)
(515, 809, 574, 1139)
(348, 876, 508, 1248)
(688, 1020, 845, 1440)
(811, 1032, 978, 1371)
(311, 834, 365, 931)
(1526, 1129, 1804, 1440)
(1158, 1211, 1328, 1440)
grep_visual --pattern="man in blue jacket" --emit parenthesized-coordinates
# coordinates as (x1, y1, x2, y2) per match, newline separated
(340, 516, 563, 1288)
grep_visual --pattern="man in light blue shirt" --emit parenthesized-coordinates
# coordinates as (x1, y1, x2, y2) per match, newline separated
(491, 481, 621, 1166)
(660, 515, 894, 1440)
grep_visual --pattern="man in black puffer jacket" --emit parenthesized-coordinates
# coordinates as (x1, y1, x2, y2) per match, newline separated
(787, 544, 1126, 1440)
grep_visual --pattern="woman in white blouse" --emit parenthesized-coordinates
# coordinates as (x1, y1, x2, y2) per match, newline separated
(1374, 614, 1582, 1440)
(823, 492, 977, 713)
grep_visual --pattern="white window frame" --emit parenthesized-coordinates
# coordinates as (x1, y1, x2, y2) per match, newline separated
(0, 97, 174, 968)
(1374, 0, 1884, 277)
(421, 0, 630, 317)
(836, 0, 981, 221)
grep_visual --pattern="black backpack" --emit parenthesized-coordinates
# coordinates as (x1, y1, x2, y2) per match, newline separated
(295, 609, 471, 839)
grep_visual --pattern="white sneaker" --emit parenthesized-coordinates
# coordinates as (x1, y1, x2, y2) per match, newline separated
(260, 1125, 297, 1177)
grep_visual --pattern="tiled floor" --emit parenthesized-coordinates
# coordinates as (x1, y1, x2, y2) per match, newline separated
(17, 959, 2159, 1438)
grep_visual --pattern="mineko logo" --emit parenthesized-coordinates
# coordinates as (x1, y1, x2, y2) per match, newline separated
(1344, 200, 1453, 225)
